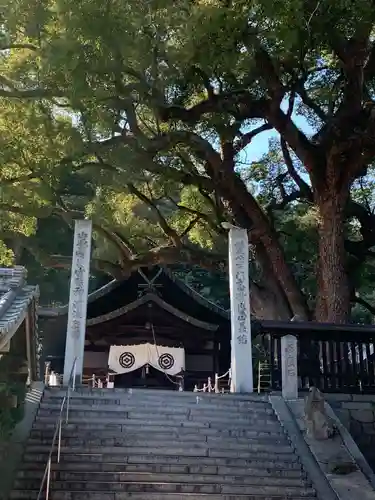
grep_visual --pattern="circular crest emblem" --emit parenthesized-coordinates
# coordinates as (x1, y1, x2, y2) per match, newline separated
(119, 352, 135, 369)
(158, 353, 175, 370)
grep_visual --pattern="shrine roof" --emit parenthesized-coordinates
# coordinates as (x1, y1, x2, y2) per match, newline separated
(0, 267, 39, 350)
(39, 266, 230, 325)
(86, 292, 219, 331)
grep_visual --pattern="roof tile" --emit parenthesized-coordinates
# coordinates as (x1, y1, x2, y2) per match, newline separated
(0, 267, 38, 348)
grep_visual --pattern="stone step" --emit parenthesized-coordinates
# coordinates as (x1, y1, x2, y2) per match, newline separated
(17, 462, 306, 478)
(32, 421, 283, 436)
(34, 415, 207, 429)
(9, 491, 317, 500)
(22, 451, 300, 468)
(44, 388, 269, 403)
(34, 415, 281, 431)
(29, 428, 285, 442)
(43, 392, 272, 409)
(24, 443, 295, 458)
(40, 397, 272, 410)
(9, 480, 316, 496)
(14, 471, 311, 488)
(37, 408, 278, 424)
(27, 436, 291, 451)
(11, 389, 317, 500)
(37, 411, 280, 430)
(44, 399, 272, 411)
(40, 401, 274, 415)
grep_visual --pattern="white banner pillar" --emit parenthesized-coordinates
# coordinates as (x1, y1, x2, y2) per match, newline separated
(228, 226, 253, 393)
(63, 220, 92, 385)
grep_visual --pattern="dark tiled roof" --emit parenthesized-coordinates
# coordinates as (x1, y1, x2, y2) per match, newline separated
(38, 267, 229, 322)
(86, 292, 219, 330)
(0, 267, 39, 350)
(38, 278, 119, 317)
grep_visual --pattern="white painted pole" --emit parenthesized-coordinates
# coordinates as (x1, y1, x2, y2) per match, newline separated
(63, 220, 92, 386)
(227, 226, 253, 393)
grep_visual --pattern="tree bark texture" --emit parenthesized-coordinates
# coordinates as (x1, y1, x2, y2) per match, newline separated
(315, 192, 351, 323)
(218, 171, 310, 320)
(250, 243, 292, 320)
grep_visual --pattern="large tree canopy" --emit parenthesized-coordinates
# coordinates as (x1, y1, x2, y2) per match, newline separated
(1, 0, 375, 322)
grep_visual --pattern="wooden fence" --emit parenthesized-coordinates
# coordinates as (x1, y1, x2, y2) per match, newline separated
(260, 322, 375, 394)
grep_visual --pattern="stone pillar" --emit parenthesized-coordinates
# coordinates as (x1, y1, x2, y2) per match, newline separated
(228, 227, 253, 393)
(63, 220, 92, 386)
(281, 334, 298, 400)
(25, 307, 33, 384)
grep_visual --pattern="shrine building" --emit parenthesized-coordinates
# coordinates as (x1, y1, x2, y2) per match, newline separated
(0, 267, 39, 386)
(39, 267, 232, 390)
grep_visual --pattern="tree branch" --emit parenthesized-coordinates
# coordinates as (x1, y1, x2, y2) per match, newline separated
(268, 188, 306, 211)
(198, 189, 226, 223)
(151, 131, 223, 170)
(159, 91, 267, 124)
(0, 88, 65, 98)
(127, 183, 181, 246)
(170, 199, 223, 233)
(0, 174, 37, 185)
(129, 244, 226, 273)
(180, 216, 201, 237)
(119, 98, 142, 136)
(280, 139, 313, 199)
(192, 66, 215, 99)
(93, 225, 134, 261)
(346, 199, 375, 255)
(47, 244, 226, 277)
(0, 43, 38, 51)
(265, 107, 320, 175)
(330, 20, 374, 115)
(352, 294, 375, 316)
(364, 41, 375, 82)
(253, 46, 285, 105)
(0, 203, 53, 218)
(296, 83, 327, 122)
(48, 255, 126, 279)
(98, 129, 223, 174)
(234, 123, 272, 153)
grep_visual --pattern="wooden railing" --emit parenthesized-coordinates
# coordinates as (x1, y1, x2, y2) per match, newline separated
(262, 325, 375, 393)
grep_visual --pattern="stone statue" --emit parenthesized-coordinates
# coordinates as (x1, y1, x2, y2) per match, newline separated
(305, 387, 336, 440)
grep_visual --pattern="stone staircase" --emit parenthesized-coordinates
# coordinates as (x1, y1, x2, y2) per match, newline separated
(10, 388, 319, 499)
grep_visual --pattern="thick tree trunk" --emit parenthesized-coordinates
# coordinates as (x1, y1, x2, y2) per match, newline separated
(315, 195, 351, 323)
(251, 282, 291, 319)
(221, 173, 310, 320)
(315, 260, 328, 320)
(251, 243, 292, 320)
(257, 230, 309, 319)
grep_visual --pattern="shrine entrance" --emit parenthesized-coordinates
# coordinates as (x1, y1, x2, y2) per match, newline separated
(42, 266, 230, 390)
(109, 344, 184, 391)
(113, 365, 177, 390)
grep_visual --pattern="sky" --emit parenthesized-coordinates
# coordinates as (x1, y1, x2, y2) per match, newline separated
(242, 112, 316, 162)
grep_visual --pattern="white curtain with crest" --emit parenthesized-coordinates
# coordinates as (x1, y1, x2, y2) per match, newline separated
(108, 344, 185, 376)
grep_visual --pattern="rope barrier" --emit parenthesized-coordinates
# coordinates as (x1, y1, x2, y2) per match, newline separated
(149, 313, 183, 388)
(193, 367, 231, 394)
(44, 324, 229, 394)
